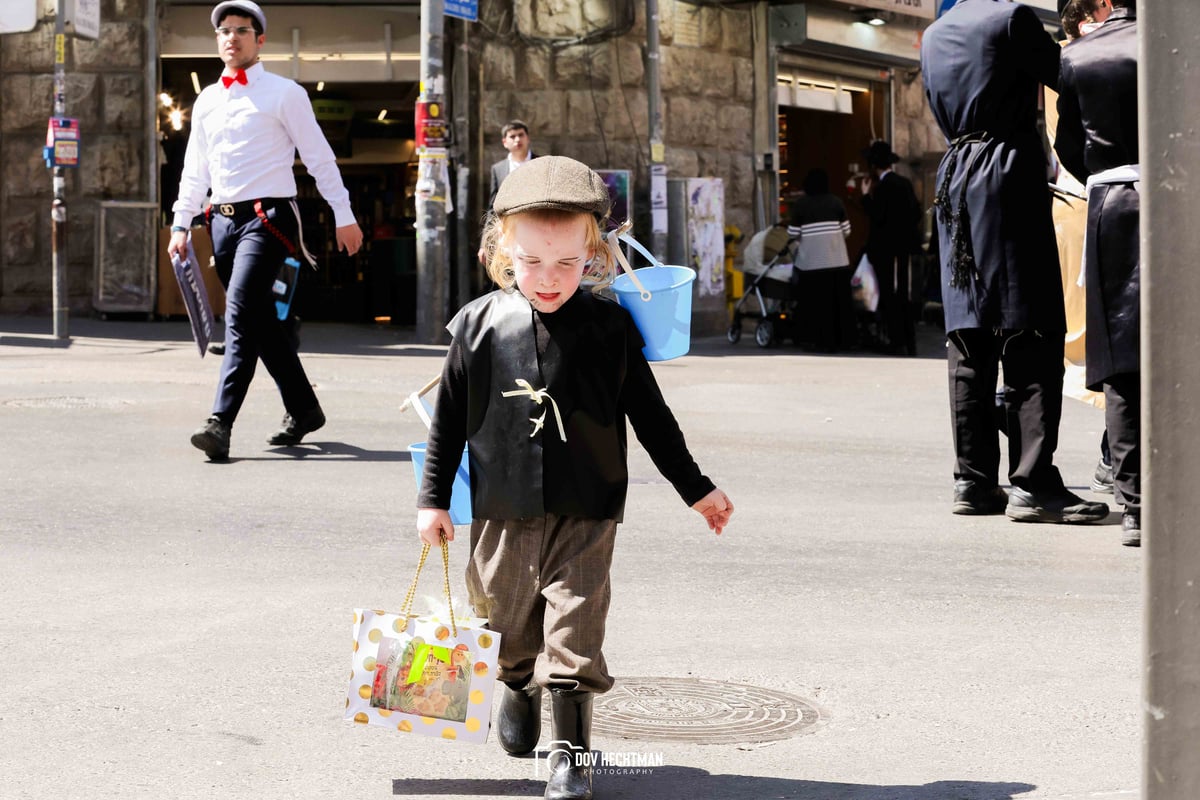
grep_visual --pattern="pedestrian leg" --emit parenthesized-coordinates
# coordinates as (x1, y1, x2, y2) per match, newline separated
(1000, 329, 1067, 494)
(947, 328, 1002, 486)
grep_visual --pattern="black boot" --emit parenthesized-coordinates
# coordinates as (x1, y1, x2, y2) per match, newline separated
(497, 679, 542, 755)
(545, 689, 593, 800)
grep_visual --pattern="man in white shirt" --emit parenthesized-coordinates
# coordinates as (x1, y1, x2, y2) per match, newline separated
(168, 1, 363, 461)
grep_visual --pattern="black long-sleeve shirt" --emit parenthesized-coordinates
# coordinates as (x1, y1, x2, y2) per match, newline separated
(417, 289, 714, 521)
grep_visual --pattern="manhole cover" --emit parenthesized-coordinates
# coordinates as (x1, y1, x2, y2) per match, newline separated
(4, 396, 129, 410)
(593, 677, 825, 744)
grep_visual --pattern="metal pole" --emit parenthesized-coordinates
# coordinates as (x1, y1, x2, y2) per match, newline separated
(452, 22, 471, 308)
(415, 0, 448, 344)
(645, 0, 667, 262)
(146, 0, 159, 305)
(51, 0, 68, 339)
(753, 3, 774, 231)
(1142, 4, 1200, 798)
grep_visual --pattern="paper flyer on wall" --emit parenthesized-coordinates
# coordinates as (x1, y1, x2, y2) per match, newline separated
(170, 234, 214, 357)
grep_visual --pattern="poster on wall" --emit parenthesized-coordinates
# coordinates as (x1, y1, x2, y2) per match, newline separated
(595, 170, 632, 233)
(650, 164, 668, 235)
(687, 178, 725, 297)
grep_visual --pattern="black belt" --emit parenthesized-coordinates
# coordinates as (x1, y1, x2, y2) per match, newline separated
(209, 197, 291, 220)
(935, 131, 990, 293)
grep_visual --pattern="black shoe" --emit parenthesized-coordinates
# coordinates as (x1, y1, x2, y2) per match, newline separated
(190, 415, 230, 460)
(267, 405, 325, 445)
(1006, 487, 1109, 524)
(207, 342, 226, 356)
(497, 679, 542, 756)
(1121, 510, 1141, 547)
(545, 689, 593, 800)
(952, 479, 1009, 515)
(1091, 459, 1114, 494)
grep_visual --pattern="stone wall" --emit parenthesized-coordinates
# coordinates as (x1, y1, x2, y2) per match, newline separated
(0, 0, 149, 313)
(478, 0, 757, 334)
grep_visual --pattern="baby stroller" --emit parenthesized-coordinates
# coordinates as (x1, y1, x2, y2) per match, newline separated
(727, 225, 800, 347)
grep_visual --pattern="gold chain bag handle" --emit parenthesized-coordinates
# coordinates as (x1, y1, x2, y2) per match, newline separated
(395, 538, 459, 638)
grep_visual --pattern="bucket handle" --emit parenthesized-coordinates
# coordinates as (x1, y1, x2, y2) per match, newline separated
(617, 231, 665, 270)
(604, 221, 653, 301)
(399, 374, 440, 430)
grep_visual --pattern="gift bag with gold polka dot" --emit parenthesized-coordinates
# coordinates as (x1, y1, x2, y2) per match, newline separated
(345, 542, 500, 743)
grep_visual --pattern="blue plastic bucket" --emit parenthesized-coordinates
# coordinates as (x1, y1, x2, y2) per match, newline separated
(611, 265, 697, 361)
(408, 443, 472, 525)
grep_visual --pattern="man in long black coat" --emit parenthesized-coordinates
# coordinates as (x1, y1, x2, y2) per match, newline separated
(862, 140, 923, 356)
(921, 0, 1108, 523)
(1054, 0, 1140, 545)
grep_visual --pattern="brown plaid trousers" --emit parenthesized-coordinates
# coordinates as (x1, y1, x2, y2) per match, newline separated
(466, 514, 618, 693)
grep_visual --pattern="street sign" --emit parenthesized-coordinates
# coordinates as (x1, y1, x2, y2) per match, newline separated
(64, 0, 100, 40)
(444, 0, 478, 23)
(0, 0, 37, 34)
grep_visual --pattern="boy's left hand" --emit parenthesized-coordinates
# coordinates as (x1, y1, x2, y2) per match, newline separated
(692, 489, 734, 535)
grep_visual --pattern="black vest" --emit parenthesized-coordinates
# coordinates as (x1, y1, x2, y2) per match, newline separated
(448, 289, 636, 521)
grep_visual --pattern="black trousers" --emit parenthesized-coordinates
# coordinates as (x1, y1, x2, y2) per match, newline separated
(1103, 371, 1140, 511)
(795, 266, 856, 351)
(876, 252, 916, 355)
(947, 328, 1066, 493)
(210, 204, 317, 425)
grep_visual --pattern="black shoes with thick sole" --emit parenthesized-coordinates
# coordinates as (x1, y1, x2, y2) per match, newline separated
(267, 406, 325, 446)
(1006, 486, 1109, 524)
(952, 479, 1009, 515)
(190, 415, 230, 461)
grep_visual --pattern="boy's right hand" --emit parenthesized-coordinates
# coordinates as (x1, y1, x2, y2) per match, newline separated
(418, 508, 454, 545)
(692, 488, 734, 535)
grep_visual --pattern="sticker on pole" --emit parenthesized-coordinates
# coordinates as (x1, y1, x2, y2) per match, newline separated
(44, 118, 80, 168)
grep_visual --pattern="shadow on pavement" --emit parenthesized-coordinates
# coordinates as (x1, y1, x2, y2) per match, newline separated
(0, 334, 74, 348)
(392, 772, 1037, 799)
(0, 315, 447, 359)
(215, 442, 412, 462)
(688, 321, 948, 361)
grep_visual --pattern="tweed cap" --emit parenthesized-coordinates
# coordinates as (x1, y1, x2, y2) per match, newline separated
(212, 1, 267, 33)
(493, 156, 611, 217)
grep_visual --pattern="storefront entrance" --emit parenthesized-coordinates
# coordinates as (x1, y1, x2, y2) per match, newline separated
(775, 57, 891, 263)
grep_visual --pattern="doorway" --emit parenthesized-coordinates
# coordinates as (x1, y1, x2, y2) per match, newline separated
(776, 68, 889, 261)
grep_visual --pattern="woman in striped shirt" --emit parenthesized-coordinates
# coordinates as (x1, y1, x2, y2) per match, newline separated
(787, 168, 855, 352)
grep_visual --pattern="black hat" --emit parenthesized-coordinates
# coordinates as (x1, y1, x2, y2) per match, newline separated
(493, 156, 612, 218)
(863, 140, 901, 168)
(1057, 0, 1071, 16)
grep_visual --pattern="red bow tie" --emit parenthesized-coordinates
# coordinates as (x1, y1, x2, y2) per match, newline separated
(221, 69, 247, 89)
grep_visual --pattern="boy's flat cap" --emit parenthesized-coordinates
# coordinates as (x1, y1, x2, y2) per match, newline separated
(493, 156, 611, 217)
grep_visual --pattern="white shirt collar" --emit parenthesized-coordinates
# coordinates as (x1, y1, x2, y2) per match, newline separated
(220, 61, 265, 88)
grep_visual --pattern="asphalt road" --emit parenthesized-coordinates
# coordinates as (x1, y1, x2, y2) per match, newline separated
(0, 316, 1138, 800)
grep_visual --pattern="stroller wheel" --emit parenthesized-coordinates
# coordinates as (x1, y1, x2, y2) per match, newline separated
(755, 320, 774, 348)
(727, 324, 741, 344)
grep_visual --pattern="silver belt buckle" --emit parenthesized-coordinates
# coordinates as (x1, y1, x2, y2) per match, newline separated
(219, 203, 235, 216)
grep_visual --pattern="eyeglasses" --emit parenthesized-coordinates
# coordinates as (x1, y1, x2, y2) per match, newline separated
(214, 26, 256, 38)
